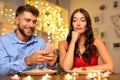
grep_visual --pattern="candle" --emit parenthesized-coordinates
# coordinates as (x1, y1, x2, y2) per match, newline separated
(41, 74, 52, 80)
(71, 72, 78, 80)
(72, 72, 78, 77)
(23, 75, 34, 80)
(41, 76, 47, 80)
(64, 73, 73, 80)
(105, 71, 111, 75)
(103, 72, 110, 78)
(88, 72, 94, 78)
(93, 73, 97, 78)
(45, 74, 52, 80)
(88, 72, 97, 80)
(10, 74, 20, 80)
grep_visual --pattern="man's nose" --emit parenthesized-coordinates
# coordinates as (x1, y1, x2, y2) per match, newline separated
(29, 22, 35, 27)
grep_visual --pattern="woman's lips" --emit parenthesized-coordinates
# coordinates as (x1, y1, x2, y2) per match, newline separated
(75, 27, 82, 30)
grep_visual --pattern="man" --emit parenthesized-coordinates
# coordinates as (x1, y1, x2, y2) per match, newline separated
(0, 4, 57, 75)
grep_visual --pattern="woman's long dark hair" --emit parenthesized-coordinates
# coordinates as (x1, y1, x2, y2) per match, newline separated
(67, 8, 97, 63)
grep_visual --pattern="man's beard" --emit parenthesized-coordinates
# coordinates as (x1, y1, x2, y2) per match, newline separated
(17, 23, 34, 37)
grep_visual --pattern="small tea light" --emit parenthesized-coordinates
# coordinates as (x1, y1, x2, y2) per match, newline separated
(64, 73, 73, 80)
(41, 76, 47, 80)
(10, 74, 20, 80)
(72, 72, 78, 77)
(72, 72, 78, 79)
(88, 72, 94, 78)
(105, 71, 111, 75)
(93, 73, 97, 78)
(103, 72, 110, 78)
(45, 74, 52, 80)
(23, 75, 34, 80)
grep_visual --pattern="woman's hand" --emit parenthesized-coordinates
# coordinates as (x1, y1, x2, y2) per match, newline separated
(71, 31, 80, 42)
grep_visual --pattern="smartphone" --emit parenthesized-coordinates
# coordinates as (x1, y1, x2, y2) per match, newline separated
(44, 43, 55, 52)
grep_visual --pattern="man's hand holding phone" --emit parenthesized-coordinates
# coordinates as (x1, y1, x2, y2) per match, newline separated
(44, 43, 57, 66)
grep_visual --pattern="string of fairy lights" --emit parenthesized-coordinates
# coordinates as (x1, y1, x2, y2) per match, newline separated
(0, 0, 69, 48)
(27, 0, 69, 48)
(0, 7, 16, 35)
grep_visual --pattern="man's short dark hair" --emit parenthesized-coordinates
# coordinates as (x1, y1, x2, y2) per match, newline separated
(15, 4, 39, 17)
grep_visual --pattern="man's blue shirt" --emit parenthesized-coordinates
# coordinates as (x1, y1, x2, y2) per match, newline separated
(0, 30, 47, 75)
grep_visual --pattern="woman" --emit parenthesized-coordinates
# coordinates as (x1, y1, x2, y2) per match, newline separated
(58, 8, 114, 72)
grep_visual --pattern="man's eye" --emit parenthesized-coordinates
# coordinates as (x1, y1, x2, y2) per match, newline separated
(25, 19, 30, 22)
(33, 21, 37, 24)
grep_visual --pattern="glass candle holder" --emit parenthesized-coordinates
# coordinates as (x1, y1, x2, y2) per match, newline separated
(64, 73, 73, 80)
(22, 75, 34, 80)
(10, 74, 20, 80)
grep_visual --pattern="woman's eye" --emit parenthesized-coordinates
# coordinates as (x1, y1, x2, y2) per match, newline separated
(73, 20, 77, 22)
(81, 19, 86, 22)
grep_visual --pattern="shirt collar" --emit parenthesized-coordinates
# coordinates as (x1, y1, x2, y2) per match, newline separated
(8, 29, 38, 44)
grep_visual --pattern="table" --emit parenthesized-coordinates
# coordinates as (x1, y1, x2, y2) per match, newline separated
(0, 72, 120, 80)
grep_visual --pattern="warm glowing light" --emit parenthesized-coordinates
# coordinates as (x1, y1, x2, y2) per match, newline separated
(26, 75, 33, 80)
(64, 73, 73, 80)
(27, 0, 68, 48)
(10, 74, 20, 80)
(1, 0, 68, 48)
